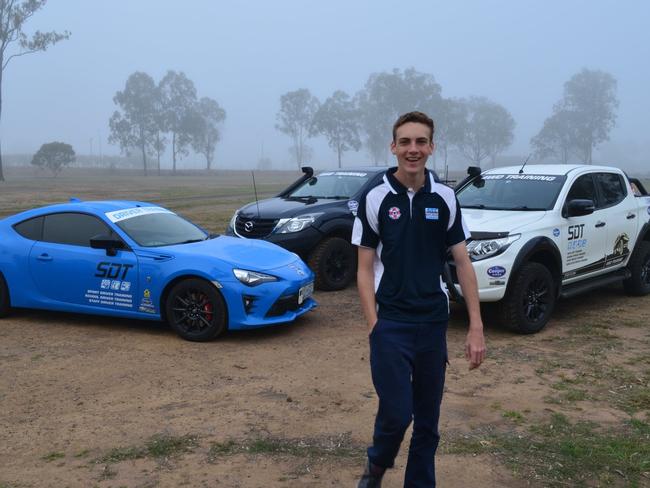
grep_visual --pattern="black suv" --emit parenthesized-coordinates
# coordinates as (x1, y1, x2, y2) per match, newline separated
(226, 167, 387, 290)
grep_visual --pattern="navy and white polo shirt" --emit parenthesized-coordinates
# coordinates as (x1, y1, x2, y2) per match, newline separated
(351, 167, 470, 323)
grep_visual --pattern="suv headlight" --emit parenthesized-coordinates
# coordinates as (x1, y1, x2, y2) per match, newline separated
(466, 234, 520, 261)
(274, 213, 323, 234)
(233, 269, 278, 286)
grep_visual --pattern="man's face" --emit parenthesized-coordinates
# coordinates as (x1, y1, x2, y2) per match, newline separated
(390, 122, 434, 177)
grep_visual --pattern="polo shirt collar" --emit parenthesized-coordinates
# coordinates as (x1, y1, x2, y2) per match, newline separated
(384, 167, 432, 195)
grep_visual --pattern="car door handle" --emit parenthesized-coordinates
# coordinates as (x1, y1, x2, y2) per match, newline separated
(627, 213, 636, 219)
(36, 254, 53, 261)
(595, 221, 606, 228)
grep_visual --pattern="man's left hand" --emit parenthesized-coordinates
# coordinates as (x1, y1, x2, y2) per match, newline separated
(465, 328, 486, 370)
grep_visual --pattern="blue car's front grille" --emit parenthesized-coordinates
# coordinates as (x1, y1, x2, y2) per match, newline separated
(266, 293, 300, 317)
(235, 216, 278, 238)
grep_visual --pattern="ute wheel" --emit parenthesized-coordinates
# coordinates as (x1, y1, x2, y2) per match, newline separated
(0, 273, 10, 318)
(308, 237, 356, 291)
(623, 241, 650, 296)
(499, 262, 556, 334)
(165, 278, 227, 341)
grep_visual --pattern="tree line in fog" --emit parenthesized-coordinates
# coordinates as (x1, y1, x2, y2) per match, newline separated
(0, 1, 620, 180)
(277, 67, 618, 171)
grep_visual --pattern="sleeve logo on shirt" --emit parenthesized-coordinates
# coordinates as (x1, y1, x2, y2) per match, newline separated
(425, 207, 439, 220)
(388, 207, 402, 220)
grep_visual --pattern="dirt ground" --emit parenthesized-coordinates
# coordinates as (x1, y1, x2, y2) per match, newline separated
(0, 169, 649, 487)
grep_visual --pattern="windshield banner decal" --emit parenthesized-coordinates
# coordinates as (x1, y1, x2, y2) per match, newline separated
(482, 174, 557, 181)
(105, 206, 174, 223)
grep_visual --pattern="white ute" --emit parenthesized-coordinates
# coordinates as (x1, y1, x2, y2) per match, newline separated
(447, 164, 650, 333)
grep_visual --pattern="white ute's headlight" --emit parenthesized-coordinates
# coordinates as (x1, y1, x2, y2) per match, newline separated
(467, 234, 520, 261)
(274, 213, 323, 234)
(233, 269, 278, 286)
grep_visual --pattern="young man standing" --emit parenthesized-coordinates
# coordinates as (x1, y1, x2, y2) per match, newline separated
(352, 111, 486, 487)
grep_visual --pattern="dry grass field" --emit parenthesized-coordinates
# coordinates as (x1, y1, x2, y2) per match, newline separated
(0, 168, 648, 488)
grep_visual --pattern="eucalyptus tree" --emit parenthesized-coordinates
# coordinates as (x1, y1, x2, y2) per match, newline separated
(454, 96, 515, 166)
(275, 88, 319, 168)
(159, 70, 198, 173)
(191, 96, 226, 170)
(108, 72, 159, 175)
(31, 141, 75, 176)
(530, 108, 575, 164)
(560, 68, 618, 164)
(311, 90, 360, 167)
(0, 0, 70, 181)
(356, 68, 442, 164)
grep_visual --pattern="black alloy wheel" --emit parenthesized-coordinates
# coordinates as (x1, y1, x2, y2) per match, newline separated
(624, 242, 650, 296)
(500, 262, 556, 334)
(522, 274, 551, 323)
(308, 237, 356, 291)
(165, 278, 227, 341)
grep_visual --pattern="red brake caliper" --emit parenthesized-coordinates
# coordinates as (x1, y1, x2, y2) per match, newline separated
(203, 298, 213, 322)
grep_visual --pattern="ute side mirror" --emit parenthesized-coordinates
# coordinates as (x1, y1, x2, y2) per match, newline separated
(90, 234, 125, 257)
(563, 199, 595, 218)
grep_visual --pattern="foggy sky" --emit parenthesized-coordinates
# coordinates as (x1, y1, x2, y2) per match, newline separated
(2, 0, 649, 171)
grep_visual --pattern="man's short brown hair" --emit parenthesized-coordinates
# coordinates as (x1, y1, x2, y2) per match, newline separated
(392, 111, 435, 142)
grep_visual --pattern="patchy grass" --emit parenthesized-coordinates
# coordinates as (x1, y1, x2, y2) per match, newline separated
(95, 434, 198, 464)
(502, 410, 525, 424)
(41, 451, 65, 462)
(208, 433, 364, 462)
(442, 414, 650, 487)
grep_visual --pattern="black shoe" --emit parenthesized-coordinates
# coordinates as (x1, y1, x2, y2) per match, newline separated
(356, 461, 385, 488)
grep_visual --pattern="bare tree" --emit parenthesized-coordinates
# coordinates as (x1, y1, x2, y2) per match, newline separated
(0, 0, 70, 181)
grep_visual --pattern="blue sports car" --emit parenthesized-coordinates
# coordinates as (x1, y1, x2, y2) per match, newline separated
(0, 200, 316, 341)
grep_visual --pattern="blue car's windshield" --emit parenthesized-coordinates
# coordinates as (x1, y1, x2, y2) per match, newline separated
(290, 171, 372, 199)
(115, 212, 207, 247)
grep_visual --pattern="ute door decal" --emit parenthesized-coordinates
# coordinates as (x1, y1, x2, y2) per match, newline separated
(561, 174, 606, 281)
(595, 173, 637, 269)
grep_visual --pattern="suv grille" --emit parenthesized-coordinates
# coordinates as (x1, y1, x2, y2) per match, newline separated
(235, 216, 279, 238)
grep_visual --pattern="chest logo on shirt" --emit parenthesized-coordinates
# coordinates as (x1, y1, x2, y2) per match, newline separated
(425, 207, 439, 220)
(388, 207, 401, 220)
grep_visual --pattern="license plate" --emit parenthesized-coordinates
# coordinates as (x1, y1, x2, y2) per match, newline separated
(298, 282, 314, 305)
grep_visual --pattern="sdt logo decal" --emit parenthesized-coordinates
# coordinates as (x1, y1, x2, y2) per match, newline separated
(95, 262, 133, 280)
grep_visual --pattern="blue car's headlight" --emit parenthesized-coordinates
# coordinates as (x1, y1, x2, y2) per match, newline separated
(466, 234, 520, 261)
(233, 269, 278, 286)
(274, 213, 323, 234)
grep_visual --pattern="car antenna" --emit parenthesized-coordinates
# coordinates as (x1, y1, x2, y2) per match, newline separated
(252, 170, 261, 217)
(518, 153, 531, 174)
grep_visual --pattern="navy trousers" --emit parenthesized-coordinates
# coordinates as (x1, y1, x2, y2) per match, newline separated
(368, 318, 448, 488)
